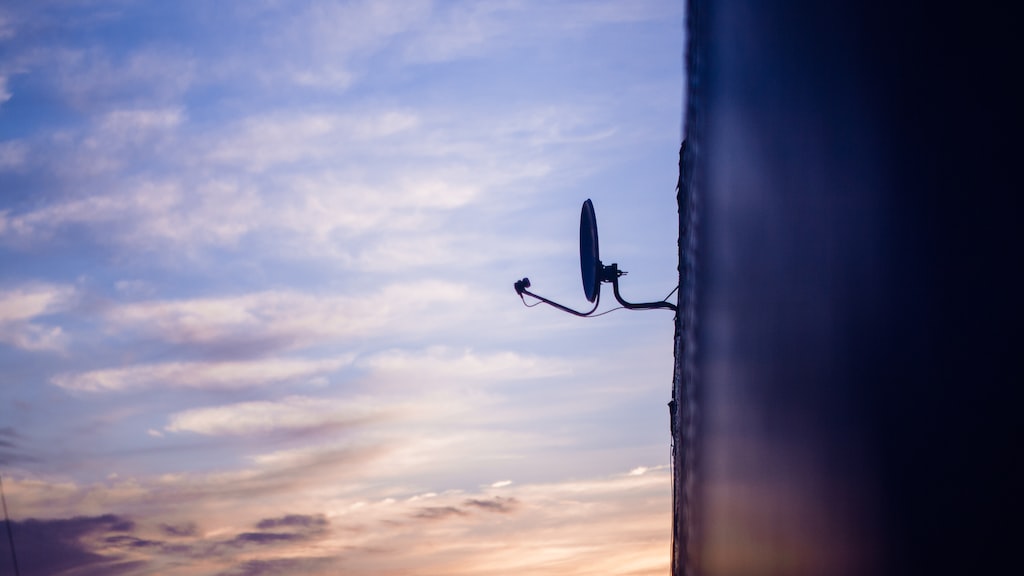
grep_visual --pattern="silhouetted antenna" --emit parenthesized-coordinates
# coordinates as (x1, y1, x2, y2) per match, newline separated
(514, 199, 677, 315)
(0, 474, 20, 576)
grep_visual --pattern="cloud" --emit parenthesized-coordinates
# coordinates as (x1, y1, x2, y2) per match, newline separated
(4, 443, 393, 526)
(204, 111, 419, 173)
(0, 465, 670, 576)
(0, 283, 76, 351)
(0, 10, 14, 41)
(463, 496, 519, 513)
(398, 0, 669, 65)
(215, 0, 669, 96)
(0, 0, 666, 263)
(0, 96, 605, 297)
(52, 356, 353, 393)
(255, 514, 328, 531)
(100, 107, 184, 134)
(0, 427, 16, 449)
(224, 512, 327, 549)
(114, 280, 156, 298)
(228, 531, 300, 547)
(0, 283, 75, 324)
(1, 514, 139, 576)
(160, 522, 197, 537)
(104, 534, 162, 548)
(228, 513, 329, 548)
(546, 0, 670, 27)
(216, 557, 336, 576)
(358, 346, 572, 383)
(52, 47, 196, 112)
(0, 1, 682, 574)
(409, 496, 517, 522)
(87, 107, 185, 165)
(0, 511, 329, 575)
(0, 140, 27, 169)
(0, 180, 183, 244)
(0, 77, 600, 260)
(412, 505, 467, 521)
(274, 0, 431, 90)
(100, 283, 472, 354)
(399, 0, 514, 64)
(0, 426, 36, 466)
(165, 395, 381, 436)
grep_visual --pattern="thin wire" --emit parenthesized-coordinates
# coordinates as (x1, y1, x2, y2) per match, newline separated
(587, 306, 624, 317)
(519, 293, 622, 317)
(0, 474, 21, 576)
(520, 287, 677, 317)
(663, 285, 679, 302)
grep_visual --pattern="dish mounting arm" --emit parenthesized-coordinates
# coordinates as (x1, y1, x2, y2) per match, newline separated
(515, 262, 677, 316)
(602, 263, 677, 312)
(514, 277, 601, 317)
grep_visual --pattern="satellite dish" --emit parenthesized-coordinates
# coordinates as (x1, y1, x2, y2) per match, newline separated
(514, 199, 677, 316)
(580, 199, 601, 303)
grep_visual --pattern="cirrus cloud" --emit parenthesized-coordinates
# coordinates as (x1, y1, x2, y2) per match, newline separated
(51, 356, 353, 393)
(0, 283, 76, 351)
(165, 394, 383, 437)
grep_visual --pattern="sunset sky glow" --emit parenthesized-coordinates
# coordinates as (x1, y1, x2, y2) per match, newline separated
(0, 1, 683, 574)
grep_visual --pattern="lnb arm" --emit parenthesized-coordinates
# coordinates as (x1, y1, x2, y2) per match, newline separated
(514, 278, 600, 317)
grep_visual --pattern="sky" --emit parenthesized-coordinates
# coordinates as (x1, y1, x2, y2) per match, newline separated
(0, 1, 683, 574)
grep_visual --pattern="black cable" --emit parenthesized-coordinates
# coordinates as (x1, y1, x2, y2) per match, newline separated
(0, 474, 21, 576)
(518, 282, 678, 316)
(588, 306, 624, 317)
(662, 285, 679, 302)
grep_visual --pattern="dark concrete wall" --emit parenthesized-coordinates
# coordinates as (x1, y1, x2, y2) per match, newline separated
(681, 1, 1020, 574)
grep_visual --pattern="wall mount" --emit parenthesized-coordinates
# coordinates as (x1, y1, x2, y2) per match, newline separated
(514, 199, 677, 316)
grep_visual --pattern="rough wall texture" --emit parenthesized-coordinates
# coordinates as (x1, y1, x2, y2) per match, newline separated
(679, 1, 1019, 575)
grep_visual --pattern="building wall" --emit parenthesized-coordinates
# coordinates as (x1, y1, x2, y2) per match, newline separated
(681, 2, 1020, 574)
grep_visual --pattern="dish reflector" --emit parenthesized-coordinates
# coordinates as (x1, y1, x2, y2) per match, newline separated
(580, 199, 601, 302)
(515, 197, 676, 315)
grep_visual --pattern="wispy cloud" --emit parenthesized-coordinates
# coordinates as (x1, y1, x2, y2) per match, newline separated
(412, 505, 467, 520)
(1, 1, 682, 573)
(0, 426, 36, 466)
(358, 346, 572, 383)
(255, 513, 328, 531)
(101, 282, 473, 353)
(0, 466, 669, 575)
(0, 283, 76, 351)
(0, 101, 581, 262)
(202, 110, 420, 173)
(3, 514, 139, 576)
(52, 47, 196, 112)
(0, 181, 181, 243)
(270, 0, 433, 90)
(0, 9, 15, 41)
(52, 356, 353, 393)
(463, 495, 519, 513)
(165, 394, 380, 436)
(0, 140, 28, 169)
(0, 283, 75, 324)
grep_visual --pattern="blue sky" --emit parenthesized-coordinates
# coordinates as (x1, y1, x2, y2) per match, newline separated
(0, 1, 682, 573)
